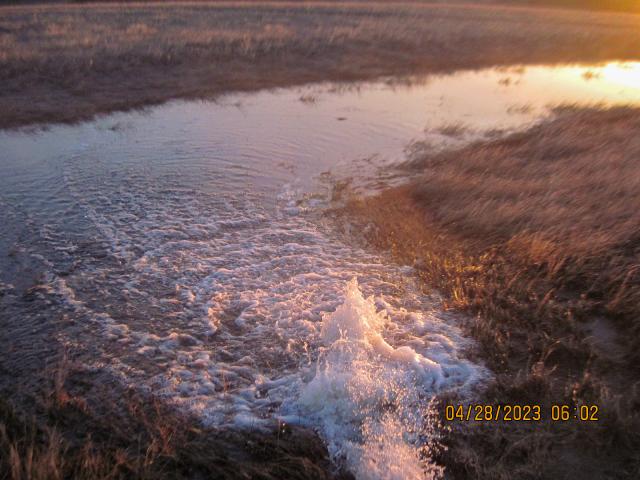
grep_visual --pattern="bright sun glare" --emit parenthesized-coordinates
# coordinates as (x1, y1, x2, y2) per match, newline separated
(599, 62, 640, 90)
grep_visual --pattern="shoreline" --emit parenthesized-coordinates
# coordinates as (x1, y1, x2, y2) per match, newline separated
(2, 1, 640, 130)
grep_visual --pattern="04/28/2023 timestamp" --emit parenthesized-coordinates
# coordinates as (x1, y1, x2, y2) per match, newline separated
(445, 404, 599, 422)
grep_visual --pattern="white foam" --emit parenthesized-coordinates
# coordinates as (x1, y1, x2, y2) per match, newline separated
(277, 279, 483, 479)
(38, 224, 486, 479)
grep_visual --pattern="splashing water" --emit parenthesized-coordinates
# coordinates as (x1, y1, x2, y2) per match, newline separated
(285, 279, 475, 479)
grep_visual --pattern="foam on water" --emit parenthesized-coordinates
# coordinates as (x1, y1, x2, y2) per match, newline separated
(287, 279, 478, 479)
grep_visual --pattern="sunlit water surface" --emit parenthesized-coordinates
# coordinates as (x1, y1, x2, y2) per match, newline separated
(1, 62, 639, 479)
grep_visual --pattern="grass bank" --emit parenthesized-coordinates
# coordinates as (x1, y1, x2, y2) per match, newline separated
(2, 1, 640, 129)
(338, 106, 640, 478)
(0, 361, 345, 480)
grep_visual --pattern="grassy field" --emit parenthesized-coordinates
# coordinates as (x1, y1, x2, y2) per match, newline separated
(2, 1, 640, 128)
(339, 106, 640, 478)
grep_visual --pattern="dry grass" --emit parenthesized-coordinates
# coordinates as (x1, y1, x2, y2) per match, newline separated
(409, 106, 640, 329)
(0, 361, 345, 480)
(337, 106, 640, 478)
(2, 1, 640, 128)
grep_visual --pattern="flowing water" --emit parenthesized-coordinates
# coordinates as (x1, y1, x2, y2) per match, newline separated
(1, 62, 639, 479)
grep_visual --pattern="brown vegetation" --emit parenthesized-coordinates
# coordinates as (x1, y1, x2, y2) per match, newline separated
(337, 106, 640, 478)
(2, 1, 640, 129)
(0, 361, 345, 480)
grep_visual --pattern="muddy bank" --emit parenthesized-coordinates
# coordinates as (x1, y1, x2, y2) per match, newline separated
(2, 1, 640, 129)
(337, 106, 640, 478)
